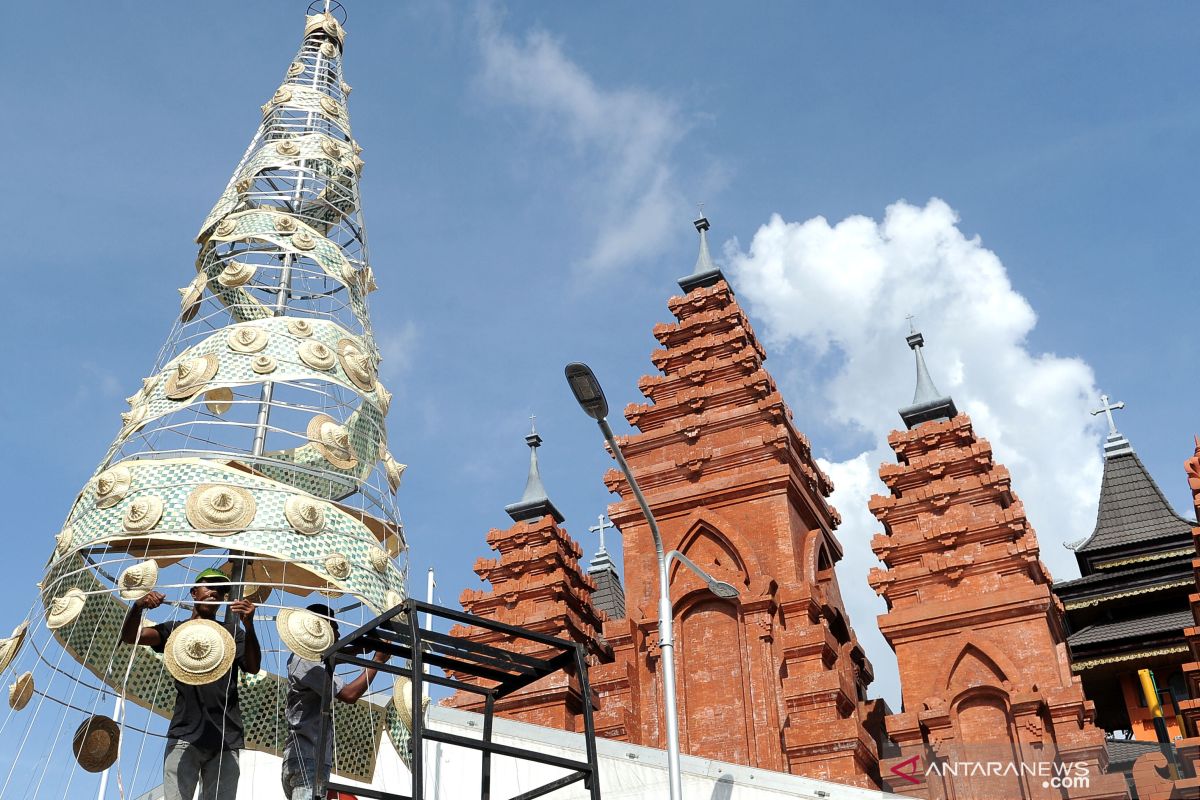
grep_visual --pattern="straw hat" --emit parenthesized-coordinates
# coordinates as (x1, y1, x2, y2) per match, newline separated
(251, 354, 277, 374)
(165, 354, 219, 400)
(94, 465, 132, 509)
(226, 326, 269, 354)
(383, 453, 406, 494)
(0, 622, 28, 674)
(286, 318, 314, 338)
(217, 260, 256, 288)
(392, 677, 430, 731)
(284, 495, 326, 536)
(178, 274, 206, 323)
(320, 139, 343, 160)
(292, 231, 317, 251)
(375, 383, 393, 415)
(337, 339, 376, 392)
(163, 618, 236, 686)
(307, 415, 358, 469)
(72, 715, 121, 773)
(122, 495, 164, 533)
(8, 672, 33, 710)
(119, 403, 148, 434)
(46, 588, 87, 630)
(117, 560, 158, 601)
(368, 547, 390, 574)
(54, 526, 76, 558)
(204, 387, 234, 415)
(186, 484, 256, 534)
(324, 553, 351, 580)
(298, 340, 336, 371)
(276, 607, 336, 661)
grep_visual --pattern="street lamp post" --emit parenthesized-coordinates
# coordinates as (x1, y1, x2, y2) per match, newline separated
(565, 362, 739, 800)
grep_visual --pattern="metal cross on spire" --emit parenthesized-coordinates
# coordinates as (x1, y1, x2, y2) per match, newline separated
(589, 514, 614, 553)
(1091, 394, 1126, 436)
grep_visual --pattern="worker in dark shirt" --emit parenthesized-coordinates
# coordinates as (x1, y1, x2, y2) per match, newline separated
(121, 568, 261, 800)
(282, 603, 387, 800)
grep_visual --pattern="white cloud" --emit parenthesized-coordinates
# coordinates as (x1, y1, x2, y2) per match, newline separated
(730, 198, 1106, 705)
(475, 11, 690, 274)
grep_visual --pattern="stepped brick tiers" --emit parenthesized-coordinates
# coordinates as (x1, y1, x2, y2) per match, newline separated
(870, 332, 1129, 799)
(1130, 437, 1200, 800)
(1053, 401, 1196, 743)
(586, 218, 882, 787)
(446, 427, 611, 731)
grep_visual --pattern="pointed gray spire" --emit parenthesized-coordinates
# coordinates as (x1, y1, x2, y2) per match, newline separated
(587, 514, 625, 619)
(504, 418, 564, 523)
(898, 322, 958, 429)
(678, 214, 727, 293)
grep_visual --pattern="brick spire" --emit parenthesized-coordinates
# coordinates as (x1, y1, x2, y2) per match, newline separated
(870, 337, 1128, 798)
(1146, 438, 1200, 796)
(588, 218, 881, 786)
(446, 432, 610, 730)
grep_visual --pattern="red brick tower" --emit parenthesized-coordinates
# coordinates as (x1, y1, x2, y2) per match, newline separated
(870, 329, 1128, 799)
(589, 217, 881, 786)
(446, 425, 610, 730)
(1128, 437, 1200, 800)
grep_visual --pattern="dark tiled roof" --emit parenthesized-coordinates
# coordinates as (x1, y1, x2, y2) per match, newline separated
(1073, 451, 1194, 555)
(588, 554, 625, 620)
(1067, 609, 1193, 648)
(1106, 738, 1168, 769)
(1053, 559, 1192, 593)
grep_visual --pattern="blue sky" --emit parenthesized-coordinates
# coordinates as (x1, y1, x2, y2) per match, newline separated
(1, 1, 1197, 714)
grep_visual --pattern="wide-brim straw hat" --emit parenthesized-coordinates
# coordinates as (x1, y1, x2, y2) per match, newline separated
(8, 671, 33, 710)
(72, 715, 121, 773)
(117, 560, 159, 600)
(46, 588, 87, 630)
(392, 676, 431, 730)
(164, 353, 219, 400)
(204, 387, 234, 415)
(94, 465, 132, 509)
(307, 415, 358, 469)
(277, 607, 337, 661)
(185, 483, 256, 534)
(284, 494, 327, 535)
(337, 338, 377, 391)
(163, 618, 236, 686)
(0, 622, 28, 674)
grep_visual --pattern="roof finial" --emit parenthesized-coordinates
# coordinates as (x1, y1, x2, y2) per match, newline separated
(1091, 393, 1133, 458)
(504, 419, 564, 523)
(1090, 394, 1124, 436)
(586, 513, 621, 582)
(678, 210, 727, 293)
(589, 514, 613, 554)
(898, 321, 958, 429)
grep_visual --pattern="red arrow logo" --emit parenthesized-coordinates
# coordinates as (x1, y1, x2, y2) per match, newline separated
(890, 754, 922, 785)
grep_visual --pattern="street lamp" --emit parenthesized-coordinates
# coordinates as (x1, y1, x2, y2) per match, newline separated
(565, 362, 739, 800)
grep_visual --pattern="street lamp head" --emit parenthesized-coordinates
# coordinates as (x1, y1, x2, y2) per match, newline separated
(708, 580, 740, 599)
(565, 362, 609, 421)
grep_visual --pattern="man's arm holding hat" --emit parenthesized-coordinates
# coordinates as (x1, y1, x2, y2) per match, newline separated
(231, 598, 261, 674)
(120, 591, 166, 647)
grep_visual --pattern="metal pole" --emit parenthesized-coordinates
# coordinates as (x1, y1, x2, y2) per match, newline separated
(424, 567, 435, 700)
(596, 417, 683, 800)
(95, 695, 121, 799)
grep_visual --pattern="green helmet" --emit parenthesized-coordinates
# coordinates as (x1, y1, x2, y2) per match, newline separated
(195, 568, 231, 585)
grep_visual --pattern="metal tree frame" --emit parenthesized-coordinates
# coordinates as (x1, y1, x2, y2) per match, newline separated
(317, 599, 603, 800)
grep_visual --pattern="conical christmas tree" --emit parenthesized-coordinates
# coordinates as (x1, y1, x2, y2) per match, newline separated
(0, 6, 413, 796)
